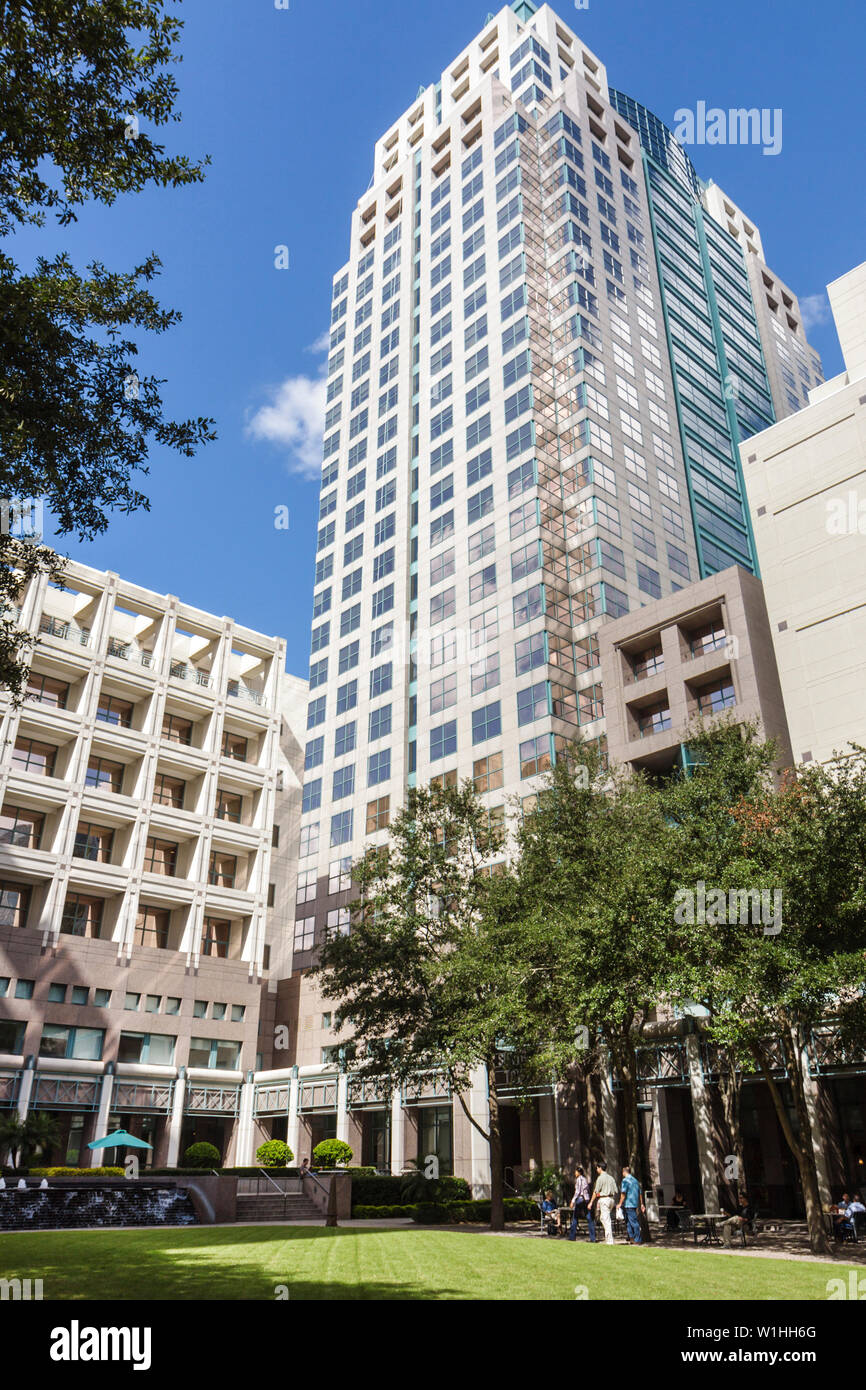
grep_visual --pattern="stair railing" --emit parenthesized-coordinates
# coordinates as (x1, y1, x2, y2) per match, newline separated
(259, 1166, 289, 1219)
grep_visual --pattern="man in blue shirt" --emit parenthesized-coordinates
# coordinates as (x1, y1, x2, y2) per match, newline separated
(617, 1165, 645, 1244)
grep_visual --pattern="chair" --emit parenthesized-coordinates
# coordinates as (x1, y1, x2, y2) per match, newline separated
(536, 1199, 559, 1236)
(671, 1207, 692, 1237)
(853, 1211, 866, 1242)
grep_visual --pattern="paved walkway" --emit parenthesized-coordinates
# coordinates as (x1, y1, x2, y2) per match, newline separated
(477, 1220, 866, 1264)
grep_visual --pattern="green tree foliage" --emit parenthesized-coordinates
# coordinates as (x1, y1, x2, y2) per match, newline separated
(0, 1, 214, 696)
(663, 725, 866, 1256)
(313, 781, 566, 1230)
(0, 1110, 62, 1166)
(514, 742, 678, 1239)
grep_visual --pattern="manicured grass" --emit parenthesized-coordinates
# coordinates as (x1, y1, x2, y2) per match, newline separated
(0, 1225, 846, 1300)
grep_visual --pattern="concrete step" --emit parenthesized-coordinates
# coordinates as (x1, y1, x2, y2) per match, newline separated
(235, 1194, 321, 1222)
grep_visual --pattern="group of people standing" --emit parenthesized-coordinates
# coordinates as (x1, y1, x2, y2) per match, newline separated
(542, 1161, 646, 1245)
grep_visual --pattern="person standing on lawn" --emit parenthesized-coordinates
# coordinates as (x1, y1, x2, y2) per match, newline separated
(589, 1161, 619, 1244)
(568, 1165, 595, 1242)
(617, 1165, 645, 1244)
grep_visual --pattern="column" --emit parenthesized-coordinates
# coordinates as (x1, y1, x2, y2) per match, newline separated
(15, 1056, 36, 1123)
(89, 1066, 115, 1167)
(287, 1069, 301, 1160)
(653, 1088, 678, 1202)
(234, 1074, 257, 1167)
(166, 1070, 187, 1168)
(336, 1073, 349, 1145)
(468, 1065, 491, 1198)
(390, 1088, 404, 1176)
(538, 1094, 558, 1166)
(685, 1033, 719, 1212)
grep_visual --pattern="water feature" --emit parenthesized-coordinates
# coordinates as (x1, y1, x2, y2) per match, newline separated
(0, 1182, 198, 1231)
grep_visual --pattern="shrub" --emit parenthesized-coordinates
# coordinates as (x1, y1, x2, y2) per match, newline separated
(352, 1204, 416, 1219)
(351, 1174, 471, 1206)
(410, 1198, 537, 1225)
(411, 1201, 451, 1224)
(520, 1164, 569, 1202)
(182, 1142, 222, 1168)
(312, 1139, 353, 1169)
(255, 1140, 293, 1168)
(27, 1167, 125, 1178)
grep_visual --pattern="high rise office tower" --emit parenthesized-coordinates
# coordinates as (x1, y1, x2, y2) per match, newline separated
(285, 1, 825, 1180)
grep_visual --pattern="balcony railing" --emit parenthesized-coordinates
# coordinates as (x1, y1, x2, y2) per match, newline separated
(227, 680, 265, 708)
(40, 614, 90, 646)
(169, 661, 211, 688)
(185, 1083, 241, 1115)
(104, 637, 154, 668)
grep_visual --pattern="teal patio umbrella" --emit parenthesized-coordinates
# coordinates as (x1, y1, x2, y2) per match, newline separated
(88, 1129, 153, 1151)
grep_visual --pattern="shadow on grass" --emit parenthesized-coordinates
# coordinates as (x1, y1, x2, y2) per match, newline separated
(0, 1225, 465, 1302)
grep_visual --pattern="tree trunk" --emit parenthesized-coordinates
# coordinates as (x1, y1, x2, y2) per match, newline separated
(584, 1061, 605, 1172)
(718, 1049, 748, 1204)
(752, 1035, 832, 1258)
(486, 1058, 505, 1231)
(611, 1036, 652, 1243)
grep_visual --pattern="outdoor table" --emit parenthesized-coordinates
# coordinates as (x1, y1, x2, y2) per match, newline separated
(691, 1212, 725, 1246)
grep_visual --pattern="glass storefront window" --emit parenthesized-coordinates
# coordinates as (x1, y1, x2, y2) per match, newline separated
(418, 1104, 453, 1176)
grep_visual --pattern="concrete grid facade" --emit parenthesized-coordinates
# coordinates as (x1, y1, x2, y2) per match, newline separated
(0, 560, 307, 1167)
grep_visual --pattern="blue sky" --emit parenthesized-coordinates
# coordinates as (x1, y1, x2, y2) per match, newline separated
(16, 0, 864, 677)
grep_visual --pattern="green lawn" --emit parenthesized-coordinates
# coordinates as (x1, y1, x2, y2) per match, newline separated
(0, 1226, 846, 1300)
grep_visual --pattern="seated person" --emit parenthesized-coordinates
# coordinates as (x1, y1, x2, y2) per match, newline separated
(667, 1189, 687, 1231)
(847, 1193, 865, 1236)
(720, 1192, 754, 1247)
(831, 1194, 854, 1238)
(541, 1190, 561, 1235)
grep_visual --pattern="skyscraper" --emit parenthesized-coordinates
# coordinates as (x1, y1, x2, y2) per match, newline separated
(284, 1, 826, 1185)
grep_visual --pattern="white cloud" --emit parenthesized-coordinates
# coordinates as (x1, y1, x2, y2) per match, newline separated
(800, 293, 830, 333)
(306, 330, 331, 355)
(246, 374, 327, 480)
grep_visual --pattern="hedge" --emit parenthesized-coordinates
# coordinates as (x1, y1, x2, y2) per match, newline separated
(352, 1204, 416, 1219)
(146, 1166, 379, 1178)
(351, 1174, 471, 1206)
(410, 1198, 538, 1224)
(12, 1167, 125, 1179)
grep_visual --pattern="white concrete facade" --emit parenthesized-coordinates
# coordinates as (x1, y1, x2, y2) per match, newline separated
(741, 261, 866, 766)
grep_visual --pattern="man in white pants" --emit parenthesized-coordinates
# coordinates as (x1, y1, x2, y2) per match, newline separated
(589, 1161, 620, 1245)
